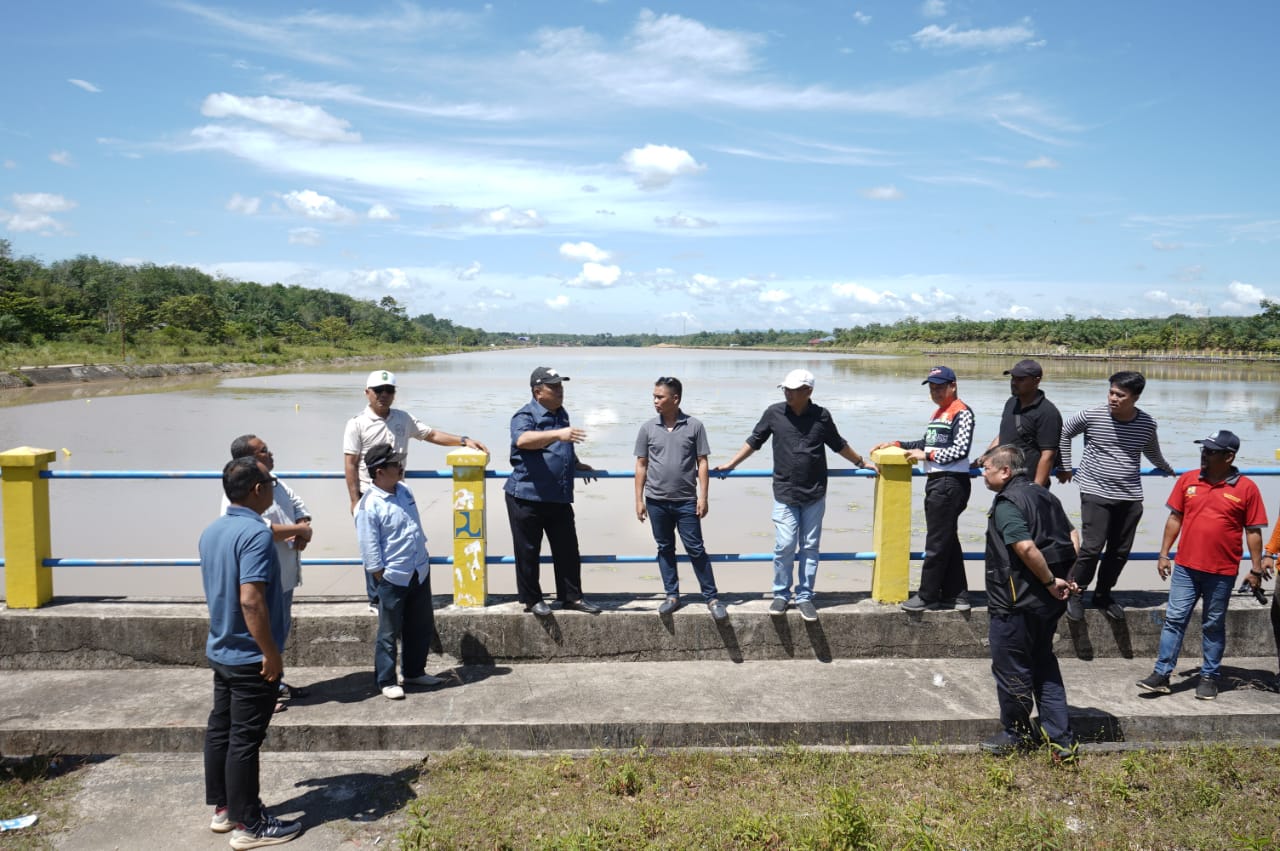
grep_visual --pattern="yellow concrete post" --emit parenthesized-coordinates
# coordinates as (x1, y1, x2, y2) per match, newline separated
(1, 446, 58, 608)
(447, 447, 489, 607)
(869, 447, 914, 604)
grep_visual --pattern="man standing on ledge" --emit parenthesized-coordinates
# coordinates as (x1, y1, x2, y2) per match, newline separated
(1058, 370, 1174, 621)
(505, 366, 602, 616)
(201, 457, 302, 847)
(1137, 430, 1266, 700)
(343, 368, 487, 611)
(715, 368, 869, 622)
(876, 365, 976, 613)
(976, 359, 1062, 488)
(978, 444, 1079, 762)
(635, 376, 727, 622)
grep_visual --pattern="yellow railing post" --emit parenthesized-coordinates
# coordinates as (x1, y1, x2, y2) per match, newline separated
(1, 446, 58, 608)
(870, 447, 913, 604)
(447, 447, 489, 607)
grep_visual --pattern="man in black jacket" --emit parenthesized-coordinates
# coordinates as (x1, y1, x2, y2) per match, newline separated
(979, 444, 1079, 761)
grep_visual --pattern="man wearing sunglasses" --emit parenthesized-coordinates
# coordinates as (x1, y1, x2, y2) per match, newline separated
(1137, 430, 1266, 701)
(343, 368, 488, 610)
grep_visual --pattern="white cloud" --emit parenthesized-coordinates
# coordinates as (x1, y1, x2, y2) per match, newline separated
(1229, 219, 1280, 243)
(226, 193, 261, 215)
(861, 185, 903, 201)
(655, 212, 717, 229)
(360, 267, 411, 289)
(68, 78, 101, 93)
(49, 150, 73, 166)
(622, 143, 705, 190)
(1151, 239, 1182, 251)
(1143, 289, 1205, 315)
(2, 192, 77, 233)
(3, 160, 14, 169)
(853, 11, 872, 25)
(912, 19, 1038, 51)
(546, 294, 570, 310)
(482, 206, 545, 229)
(759, 289, 792, 303)
(567, 261, 622, 288)
(832, 281, 906, 310)
(281, 189, 356, 221)
(559, 241, 611, 262)
(367, 203, 397, 221)
(201, 93, 361, 142)
(288, 227, 322, 245)
(1225, 280, 1267, 310)
(1025, 156, 1059, 169)
(457, 261, 482, 281)
(921, 0, 947, 18)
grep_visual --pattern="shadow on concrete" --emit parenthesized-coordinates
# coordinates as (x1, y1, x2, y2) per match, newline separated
(439, 665, 513, 690)
(1070, 706, 1124, 743)
(770, 610, 794, 657)
(287, 670, 380, 705)
(1066, 618, 1094, 661)
(714, 615, 743, 664)
(279, 764, 420, 833)
(1219, 664, 1280, 694)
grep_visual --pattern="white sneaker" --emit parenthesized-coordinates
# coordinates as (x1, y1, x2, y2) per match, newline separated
(368, 603, 379, 615)
(381, 685, 405, 700)
(403, 673, 445, 686)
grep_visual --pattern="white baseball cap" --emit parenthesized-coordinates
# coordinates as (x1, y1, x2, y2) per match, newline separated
(778, 369, 816, 390)
(365, 369, 397, 389)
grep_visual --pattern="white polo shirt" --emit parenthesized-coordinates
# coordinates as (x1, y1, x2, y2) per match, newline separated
(343, 406, 434, 493)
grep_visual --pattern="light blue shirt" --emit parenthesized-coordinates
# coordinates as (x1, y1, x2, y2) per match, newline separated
(355, 481, 430, 586)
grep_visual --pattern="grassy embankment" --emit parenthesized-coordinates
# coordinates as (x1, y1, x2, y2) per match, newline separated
(4, 745, 1278, 848)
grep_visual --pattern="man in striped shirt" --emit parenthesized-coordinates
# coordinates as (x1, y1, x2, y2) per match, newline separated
(1057, 371, 1175, 621)
(876, 365, 976, 612)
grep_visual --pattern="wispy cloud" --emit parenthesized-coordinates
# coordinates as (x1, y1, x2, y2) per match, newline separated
(202, 93, 360, 142)
(281, 189, 356, 221)
(2, 192, 77, 234)
(1024, 155, 1059, 169)
(912, 18, 1040, 52)
(861, 185, 903, 201)
(226, 193, 260, 215)
(49, 150, 74, 166)
(68, 78, 101, 93)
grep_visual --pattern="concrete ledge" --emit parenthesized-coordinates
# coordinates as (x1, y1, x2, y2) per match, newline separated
(2, 594, 1277, 669)
(1, 658, 1276, 755)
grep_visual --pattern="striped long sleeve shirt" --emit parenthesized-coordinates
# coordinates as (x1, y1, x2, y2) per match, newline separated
(1057, 404, 1174, 501)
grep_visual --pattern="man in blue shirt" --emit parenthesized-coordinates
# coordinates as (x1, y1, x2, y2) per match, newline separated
(355, 442, 445, 700)
(504, 366, 602, 617)
(201, 457, 302, 847)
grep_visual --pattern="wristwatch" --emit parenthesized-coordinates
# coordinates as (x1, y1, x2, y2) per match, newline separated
(459, 436, 470, 447)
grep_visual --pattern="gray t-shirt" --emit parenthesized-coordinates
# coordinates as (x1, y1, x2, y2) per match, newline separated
(634, 412, 711, 502)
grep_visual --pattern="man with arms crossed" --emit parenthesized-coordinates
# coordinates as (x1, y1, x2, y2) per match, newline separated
(876, 365, 976, 613)
(635, 376, 727, 621)
(1058, 370, 1174, 621)
(343, 368, 487, 610)
(1137, 430, 1266, 700)
(202, 457, 302, 848)
(505, 366, 602, 616)
(356, 442, 445, 700)
(979, 444, 1079, 762)
(715, 368, 869, 622)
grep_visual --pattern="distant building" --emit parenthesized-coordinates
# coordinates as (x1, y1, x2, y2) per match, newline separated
(808, 335, 836, 345)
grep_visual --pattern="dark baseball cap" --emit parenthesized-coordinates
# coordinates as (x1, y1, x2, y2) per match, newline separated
(530, 366, 570, 386)
(364, 442, 400, 476)
(1003, 359, 1043, 378)
(1195, 430, 1240, 453)
(922, 365, 957, 385)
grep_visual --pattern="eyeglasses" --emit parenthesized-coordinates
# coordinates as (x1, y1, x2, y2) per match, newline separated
(370, 385, 396, 395)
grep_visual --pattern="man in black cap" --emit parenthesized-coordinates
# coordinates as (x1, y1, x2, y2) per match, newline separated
(504, 366, 601, 616)
(875, 365, 976, 612)
(977, 359, 1062, 488)
(1137, 430, 1266, 700)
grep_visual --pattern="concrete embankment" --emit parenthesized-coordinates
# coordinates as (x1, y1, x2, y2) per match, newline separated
(1, 595, 1277, 756)
(0, 361, 261, 390)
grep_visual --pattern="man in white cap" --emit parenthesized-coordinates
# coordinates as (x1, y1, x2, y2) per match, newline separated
(714, 368, 869, 622)
(343, 368, 488, 610)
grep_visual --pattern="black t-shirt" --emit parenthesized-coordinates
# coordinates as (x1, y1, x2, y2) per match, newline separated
(997, 391, 1062, 481)
(745, 401, 849, 504)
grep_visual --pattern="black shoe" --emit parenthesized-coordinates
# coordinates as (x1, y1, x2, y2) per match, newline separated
(796, 600, 819, 622)
(769, 597, 789, 615)
(948, 594, 972, 612)
(658, 596, 680, 616)
(1136, 672, 1170, 694)
(1094, 596, 1125, 620)
(901, 594, 941, 613)
(980, 730, 1028, 756)
(564, 598, 602, 614)
(1195, 676, 1218, 700)
(1065, 593, 1085, 622)
(708, 600, 728, 622)
(526, 601, 551, 617)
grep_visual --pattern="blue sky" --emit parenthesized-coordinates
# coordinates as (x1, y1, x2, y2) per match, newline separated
(2, 2, 1278, 335)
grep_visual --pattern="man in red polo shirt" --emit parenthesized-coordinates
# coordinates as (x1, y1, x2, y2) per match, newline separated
(1137, 430, 1267, 700)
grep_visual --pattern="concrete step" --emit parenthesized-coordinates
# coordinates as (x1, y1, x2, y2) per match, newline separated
(3, 593, 1277, 668)
(2, 657, 1276, 755)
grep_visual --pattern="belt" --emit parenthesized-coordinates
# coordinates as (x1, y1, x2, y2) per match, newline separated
(927, 471, 970, 479)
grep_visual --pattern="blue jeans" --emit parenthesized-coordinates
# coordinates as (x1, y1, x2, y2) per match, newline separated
(772, 497, 825, 602)
(374, 571, 435, 689)
(1154, 563, 1235, 680)
(647, 498, 718, 602)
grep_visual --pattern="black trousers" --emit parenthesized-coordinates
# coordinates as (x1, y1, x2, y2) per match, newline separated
(506, 492, 583, 605)
(204, 658, 277, 826)
(919, 473, 971, 602)
(988, 607, 1072, 747)
(1068, 494, 1143, 597)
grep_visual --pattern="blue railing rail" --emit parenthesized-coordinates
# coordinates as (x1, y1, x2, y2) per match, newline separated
(14, 466, 1280, 570)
